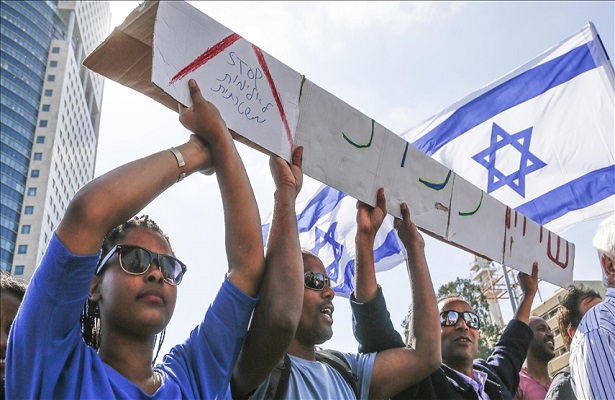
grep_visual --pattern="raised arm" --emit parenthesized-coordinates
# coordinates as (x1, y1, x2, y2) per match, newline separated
(367, 198, 441, 399)
(56, 81, 213, 255)
(231, 147, 305, 398)
(178, 80, 264, 297)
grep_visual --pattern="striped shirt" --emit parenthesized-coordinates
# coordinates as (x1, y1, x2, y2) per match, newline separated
(570, 287, 615, 400)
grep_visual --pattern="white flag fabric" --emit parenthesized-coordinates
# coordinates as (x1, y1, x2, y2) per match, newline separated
(261, 184, 406, 297)
(403, 22, 614, 234)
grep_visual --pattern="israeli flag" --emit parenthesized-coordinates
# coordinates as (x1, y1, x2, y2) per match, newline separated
(261, 184, 406, 297)
(403, 22, 614, 234)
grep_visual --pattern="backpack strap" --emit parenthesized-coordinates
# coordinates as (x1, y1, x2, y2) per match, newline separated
(316, 349, 360, 399)
(263, 354, 291, 400)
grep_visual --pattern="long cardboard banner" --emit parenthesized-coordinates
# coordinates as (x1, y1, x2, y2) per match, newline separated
(83, 0, 574, 287)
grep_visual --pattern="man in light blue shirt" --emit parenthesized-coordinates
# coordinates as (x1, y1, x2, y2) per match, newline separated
(570, 215, 615, 400)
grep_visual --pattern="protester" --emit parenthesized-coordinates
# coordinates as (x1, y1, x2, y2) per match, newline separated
(234, 186, 442, 399)
(570, 215, 615, 399)
(0, 271, 27, 400)
(5, 79, 266, 398)
(231, 146, 306, 398)
(544, 284, 602, 400)
(353, 258, 539, 400)
(514, 316, 555, 400)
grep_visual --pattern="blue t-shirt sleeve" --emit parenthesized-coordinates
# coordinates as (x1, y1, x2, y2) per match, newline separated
(161, 278, 258, 399)
(341, 352, 376, 400)
(6, 233, 100, 398)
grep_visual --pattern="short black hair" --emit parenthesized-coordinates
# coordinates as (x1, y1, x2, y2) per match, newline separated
(557, 284, 601, 350)
(100, 215, 173, 258)
(0, 270, 27, 301)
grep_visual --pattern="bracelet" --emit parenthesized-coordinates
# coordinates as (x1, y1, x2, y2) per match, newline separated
(168, 147, 187, 182)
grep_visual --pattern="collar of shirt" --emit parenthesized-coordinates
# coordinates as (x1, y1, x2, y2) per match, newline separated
(453, 369, 491, 400)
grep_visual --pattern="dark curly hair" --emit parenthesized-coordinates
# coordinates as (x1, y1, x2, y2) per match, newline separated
(81, 215, 171, 365)
(556, 284, 602, 350)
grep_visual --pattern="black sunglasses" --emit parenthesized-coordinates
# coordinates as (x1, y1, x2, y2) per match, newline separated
(96, 244, 187, 286)
(304, 271, 331, 291)
(440, 310, 480, 330)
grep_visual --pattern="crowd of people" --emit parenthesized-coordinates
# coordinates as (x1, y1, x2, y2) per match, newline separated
(1, 79, 613, 399)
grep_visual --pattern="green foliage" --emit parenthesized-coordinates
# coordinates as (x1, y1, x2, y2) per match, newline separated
(437, 277, 502, 359)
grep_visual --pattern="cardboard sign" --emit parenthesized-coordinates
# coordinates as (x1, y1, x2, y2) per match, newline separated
(83, 0, 574, 287)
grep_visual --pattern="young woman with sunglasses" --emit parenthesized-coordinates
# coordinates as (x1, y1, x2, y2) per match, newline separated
(6, 80, 265, 398)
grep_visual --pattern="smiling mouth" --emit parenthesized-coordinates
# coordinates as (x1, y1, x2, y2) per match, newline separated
(455, 337, 472, 344)
(321, 307, 334, 322)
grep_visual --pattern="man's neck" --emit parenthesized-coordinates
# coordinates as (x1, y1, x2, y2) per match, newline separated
(525, 356, 551, 385)
(444, 359, 474, 379)
(286, 340, 316, 361)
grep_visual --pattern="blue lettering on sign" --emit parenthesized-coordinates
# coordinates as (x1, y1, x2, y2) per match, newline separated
(210, 51, 274, 124)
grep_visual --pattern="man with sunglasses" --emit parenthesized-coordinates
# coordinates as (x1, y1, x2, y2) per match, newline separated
(353, 256, 539, 400)
(233, 186, 442, 399)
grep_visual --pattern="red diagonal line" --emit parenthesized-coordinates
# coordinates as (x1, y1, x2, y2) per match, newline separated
(169, 33, 242, 85)
(251, 44, 293, 152)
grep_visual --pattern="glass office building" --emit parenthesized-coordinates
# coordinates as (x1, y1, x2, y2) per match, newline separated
(1, 1, 111, 281)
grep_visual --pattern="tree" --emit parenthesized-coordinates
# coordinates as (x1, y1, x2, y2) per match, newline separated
(402, 277, 502, 360)
(437, 277, 502, 359)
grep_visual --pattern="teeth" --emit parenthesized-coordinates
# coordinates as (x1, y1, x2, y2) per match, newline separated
(321, 309, 332, 316)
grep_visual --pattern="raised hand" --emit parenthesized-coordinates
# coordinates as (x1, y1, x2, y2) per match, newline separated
(518, 262, 539, 298)
(394, 203, 424, 253)
(356, 188, 387, 242)
(178, 79, 229, 156)
(269, 147, 303, 198)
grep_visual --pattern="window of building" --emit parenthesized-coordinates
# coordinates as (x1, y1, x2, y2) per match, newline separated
(1, 265, 11, 273)
(30, 170, 40, 178)
(50, 60, 58, 67)
(42, 104, 50, 112)
(52, 47, 60, 54)
(47, 75, 55, 82)
(36, 136, 45, 143)
(44, 90, 53, 97)
(39, 120, 48, 127)
(27, 188, 37, 196)
(25, 206, 34, 214)
(18, 245, 27, 254)
(14, 265, 24, 275)
(33, 153, 42, 161)
(21, 225, 31, 234)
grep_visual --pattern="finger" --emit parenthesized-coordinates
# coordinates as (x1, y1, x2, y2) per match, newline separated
(291, 146, 303, 168)
(188, 79, 204, 103)
(178, 102, 187, 114)
(531, 262, 539, 277)
(400, 202, 411, 222)
(376, 188, 387, 214)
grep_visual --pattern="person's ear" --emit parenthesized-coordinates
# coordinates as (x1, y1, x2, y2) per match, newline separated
(567, 326, 575, 341)
(89, 275, 101, 302)
(601, 254, 615, 283)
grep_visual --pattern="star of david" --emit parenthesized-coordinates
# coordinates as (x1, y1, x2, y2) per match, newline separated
(311, 222, 344, 281)
(471, 123, 547, 197)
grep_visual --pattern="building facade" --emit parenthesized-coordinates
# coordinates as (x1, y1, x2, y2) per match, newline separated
(1, 1, 111, 281)
(531, 280, 606, 375)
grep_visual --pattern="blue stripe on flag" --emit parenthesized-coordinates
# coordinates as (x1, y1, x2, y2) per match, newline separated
(297, 186, 347, 233)
(412, 43, 599, 155)
(515, 165, 615, 225)
(373, 228, 403, 263)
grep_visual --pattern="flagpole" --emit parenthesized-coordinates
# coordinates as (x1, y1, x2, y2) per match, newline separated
(502, 264, 517, 313)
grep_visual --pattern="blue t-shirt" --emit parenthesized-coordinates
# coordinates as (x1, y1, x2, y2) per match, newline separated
(249, 352, 376, 399)
(6, 233, 258, 399)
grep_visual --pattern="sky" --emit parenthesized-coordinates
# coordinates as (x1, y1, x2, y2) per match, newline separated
(96, 1, 615, 355)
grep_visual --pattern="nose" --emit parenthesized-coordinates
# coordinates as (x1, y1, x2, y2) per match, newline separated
(455, 318, 470, 330)
(322, 283, 335, 300)
(145, 259, 165, 284)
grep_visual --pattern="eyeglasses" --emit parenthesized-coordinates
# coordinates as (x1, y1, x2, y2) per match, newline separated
(96, 245, 187, 286)
(304, 271, 331, 291)
(440, 310, 480, 330)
